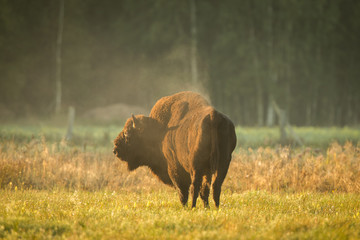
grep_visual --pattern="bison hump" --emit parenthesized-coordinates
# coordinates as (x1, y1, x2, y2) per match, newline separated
(149, 91, 210, 128)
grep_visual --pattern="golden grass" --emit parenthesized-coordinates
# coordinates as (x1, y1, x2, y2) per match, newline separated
(1, 139, 359, 193)
(225, 142, 360, 193)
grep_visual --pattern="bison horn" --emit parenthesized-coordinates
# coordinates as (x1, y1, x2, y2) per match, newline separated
(131, 114, 137, 128)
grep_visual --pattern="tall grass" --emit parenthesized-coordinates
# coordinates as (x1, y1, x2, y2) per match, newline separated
(225, 142, 360, 193)
(1, 138, 359, 193)
(0, 138, 164, 191)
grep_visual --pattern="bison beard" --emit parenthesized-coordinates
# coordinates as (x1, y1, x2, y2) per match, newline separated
(113, 91, 236, 208)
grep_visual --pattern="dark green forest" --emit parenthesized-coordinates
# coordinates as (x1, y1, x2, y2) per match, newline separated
(0, 0, 359, 126)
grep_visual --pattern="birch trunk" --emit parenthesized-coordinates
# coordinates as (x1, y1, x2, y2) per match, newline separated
(189, 0, 198, 85)
(55, 0, 64, 115)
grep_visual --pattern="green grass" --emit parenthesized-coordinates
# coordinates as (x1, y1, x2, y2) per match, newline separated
(0, 124, 121, 152)
(1, 190, 359, 239)
(1, 123, 359, 151)
(236, 126, 360, 149)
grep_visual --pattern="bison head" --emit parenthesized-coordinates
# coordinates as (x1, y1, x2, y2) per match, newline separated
(113, 114, 165, 171)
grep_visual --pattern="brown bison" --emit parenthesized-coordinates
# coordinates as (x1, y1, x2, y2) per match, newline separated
(113, 91, 236, 208)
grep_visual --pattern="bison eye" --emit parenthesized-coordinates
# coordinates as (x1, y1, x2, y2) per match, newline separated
(123, 131, 131, 143)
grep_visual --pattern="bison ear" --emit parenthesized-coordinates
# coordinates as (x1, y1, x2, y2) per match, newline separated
(131, 114, 137, 128)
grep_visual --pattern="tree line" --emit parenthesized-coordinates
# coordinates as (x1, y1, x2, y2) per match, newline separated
(0, 0, 359, 126)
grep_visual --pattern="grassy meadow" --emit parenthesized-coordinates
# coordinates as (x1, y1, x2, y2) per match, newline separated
(0, 123, 360, 239)
(1, 190, 359, 239)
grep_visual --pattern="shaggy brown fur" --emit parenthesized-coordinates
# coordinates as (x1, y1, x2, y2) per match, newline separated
(113, 91, 236, 208)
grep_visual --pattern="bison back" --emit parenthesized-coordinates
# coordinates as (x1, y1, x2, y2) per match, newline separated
(149, 91, 210, 128)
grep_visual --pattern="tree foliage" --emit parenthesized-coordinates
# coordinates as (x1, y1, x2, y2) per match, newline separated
(0, 0, 359, 126)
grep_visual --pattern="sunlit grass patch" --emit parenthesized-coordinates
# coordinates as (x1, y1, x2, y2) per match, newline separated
(0, 190, 359, 239)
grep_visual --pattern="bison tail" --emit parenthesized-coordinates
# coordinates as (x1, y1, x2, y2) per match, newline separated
(209, 111, 220, 174)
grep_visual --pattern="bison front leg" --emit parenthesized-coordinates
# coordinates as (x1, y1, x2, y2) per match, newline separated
(167, 163, 191, 207)
(174, 178, 190, 207)
(178, 186, 189, 207)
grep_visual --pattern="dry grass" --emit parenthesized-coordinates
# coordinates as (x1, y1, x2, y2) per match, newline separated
(1, 139, 359, 193)
(0, 138, 164, 191)
(225, 142, 360, 193)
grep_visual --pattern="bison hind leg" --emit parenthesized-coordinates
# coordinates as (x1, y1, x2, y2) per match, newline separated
(212, 177, 222, 208)
(200, 173, 211, 208)
(190, 171, 203, 208)
(212, 155, 231, 208)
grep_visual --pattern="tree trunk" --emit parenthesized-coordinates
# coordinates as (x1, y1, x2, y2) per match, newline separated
(306, 101, 312, 126)
(249, 1, 263, 127)
(66, 106, 75, 141)
(272, 99, 303, 146)
(266, 95, 275, 126)
(266, 0, 279, 127)
(55, 0, 64, 115)
(255, 78, 264, 126)
(189, 0, 198, 85)
(272, 100, 287, 143)
(284, 19, 293, 122)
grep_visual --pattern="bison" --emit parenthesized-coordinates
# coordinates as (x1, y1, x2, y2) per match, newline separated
(113, 91, 236, 208)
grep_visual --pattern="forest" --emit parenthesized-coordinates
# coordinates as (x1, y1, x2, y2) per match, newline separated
(1, 2, 360, 239)
(0, 0, 359, 126)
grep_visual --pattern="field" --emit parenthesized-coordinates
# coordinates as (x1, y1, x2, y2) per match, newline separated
(1, 190, 359, 239)
(0, 124, 360, 239)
